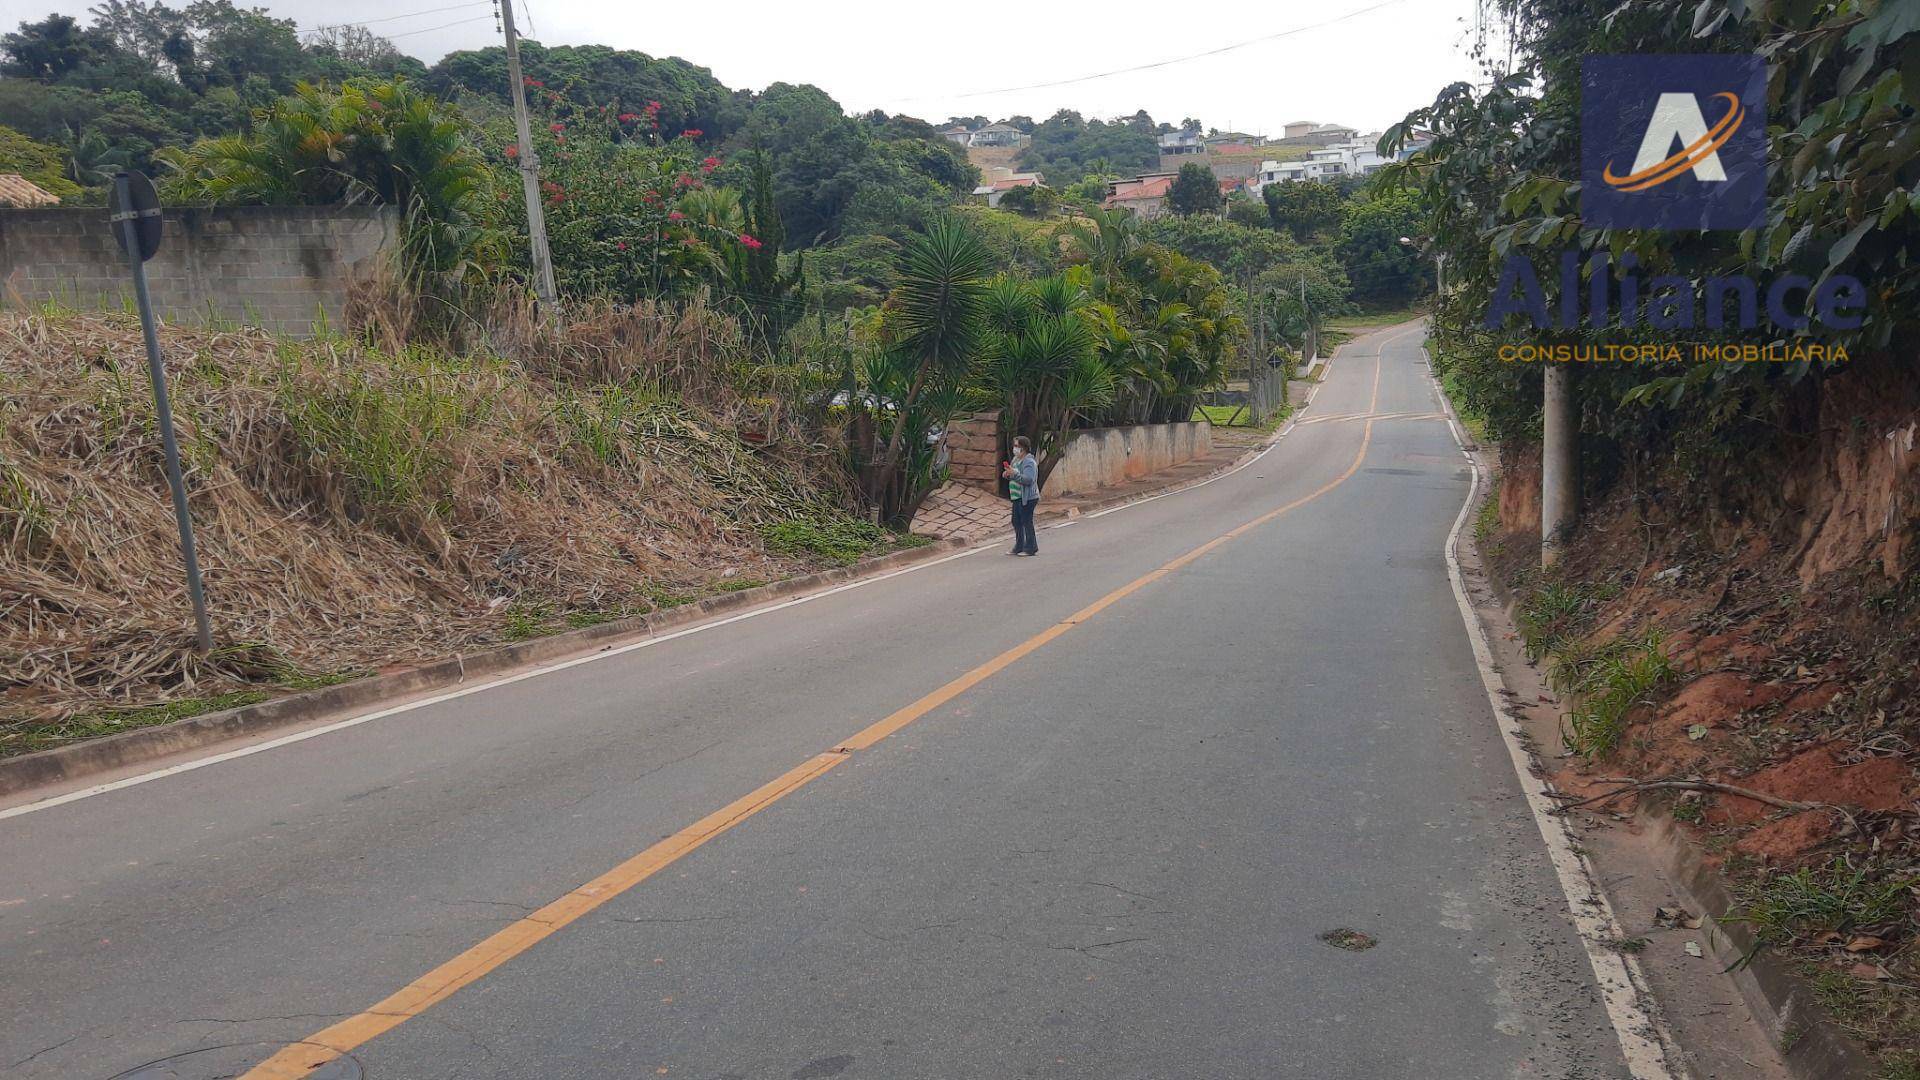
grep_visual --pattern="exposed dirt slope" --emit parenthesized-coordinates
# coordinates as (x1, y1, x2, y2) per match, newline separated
(1481, 354, 1920, 1063)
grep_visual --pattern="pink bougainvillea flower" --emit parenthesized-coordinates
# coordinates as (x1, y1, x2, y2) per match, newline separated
(616, 241, 627, 251)
(739, 233, 762, 249)
(680, 129, 703, 139)
(618, 113, 640, 123)
(701, 156, 721, 173)
(548, 122, 565, 132)
(504, 144, 519, 159)
(668, 210, 685, 221)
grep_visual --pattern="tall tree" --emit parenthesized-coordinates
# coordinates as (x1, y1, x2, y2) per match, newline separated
(731, 149, 804, 348)
(1166, 162, 1222, 217)
(1, 14, 115, 79)
(1263, 180, 1345, 241)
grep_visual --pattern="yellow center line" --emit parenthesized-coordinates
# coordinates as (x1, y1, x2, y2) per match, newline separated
(244, 341, 1392, 1080)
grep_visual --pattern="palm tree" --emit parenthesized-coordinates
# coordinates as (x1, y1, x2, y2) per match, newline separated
(158, 80, 501, 294)
(975, 270, 1114, 485)
(61, 126, 129, 187)
(1060, 206, 1137, 297)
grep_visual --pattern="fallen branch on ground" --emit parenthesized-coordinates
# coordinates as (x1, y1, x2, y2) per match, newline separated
(1547, 777, 1831, 816)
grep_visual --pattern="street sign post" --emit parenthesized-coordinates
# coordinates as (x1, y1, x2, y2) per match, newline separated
(111, 170, 213, 653)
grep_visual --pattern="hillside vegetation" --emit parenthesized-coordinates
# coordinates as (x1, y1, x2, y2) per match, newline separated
(0, 303, 891, 751)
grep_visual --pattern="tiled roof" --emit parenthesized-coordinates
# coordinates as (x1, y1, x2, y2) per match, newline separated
(0, 174, 60, 208)
(1105, 175, 1175, 205)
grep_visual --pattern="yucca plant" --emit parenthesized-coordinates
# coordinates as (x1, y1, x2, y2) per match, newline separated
(974, 269, 1115, 486)
(853, 218, 994, 524)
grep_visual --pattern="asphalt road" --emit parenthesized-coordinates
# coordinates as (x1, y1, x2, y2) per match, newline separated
(1, 322, 1635, 1079)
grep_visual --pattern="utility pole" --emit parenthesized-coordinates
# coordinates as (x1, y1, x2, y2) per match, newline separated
(1299, 271, 1314, 364)
(1541, 365, 1576, 567)
(498, 0, 556, 306)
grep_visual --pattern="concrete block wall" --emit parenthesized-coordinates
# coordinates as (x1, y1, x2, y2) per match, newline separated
(0, 205, 399, 336)
(1045, 421, 1214, 498)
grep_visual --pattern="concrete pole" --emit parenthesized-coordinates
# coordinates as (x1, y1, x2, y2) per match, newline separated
(1541, 364, 1576, 567)
(500, 0, 557, 307)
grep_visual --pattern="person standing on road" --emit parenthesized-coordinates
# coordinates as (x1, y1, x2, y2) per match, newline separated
(1004, 436, 1040, 556)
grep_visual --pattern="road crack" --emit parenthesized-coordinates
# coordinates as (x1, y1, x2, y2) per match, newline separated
(6, 1033, 78, 1071)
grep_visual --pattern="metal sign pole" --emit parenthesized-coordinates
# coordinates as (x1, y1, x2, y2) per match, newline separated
(113, 172, 213, 653)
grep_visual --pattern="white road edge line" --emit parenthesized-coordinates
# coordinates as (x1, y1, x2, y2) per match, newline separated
(1, 543, 996, 822)
(3, 322, 1420, 823)
(1426, 339, 1686, 1080)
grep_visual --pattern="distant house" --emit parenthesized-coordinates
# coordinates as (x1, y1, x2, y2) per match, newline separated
(970, 122, 1028, 148)
(0, 174, 61, 208)
(939, 126, 975, 147)
(1275, 120, 1361, 147)
(1158, 127, 1203, 156)
(973, 169, 1045, 208)
(1104, 173, 1177, 219)
(1247, 130, 1428, 195)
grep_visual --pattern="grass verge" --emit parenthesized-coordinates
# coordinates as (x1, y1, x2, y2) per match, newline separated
(1193, 402, 1292, 432)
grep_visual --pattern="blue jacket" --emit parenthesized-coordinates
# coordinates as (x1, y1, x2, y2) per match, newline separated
(1010, 454, 1039, 503)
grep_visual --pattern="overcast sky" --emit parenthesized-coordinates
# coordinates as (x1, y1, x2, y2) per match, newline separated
(2, 0, 1491, 134)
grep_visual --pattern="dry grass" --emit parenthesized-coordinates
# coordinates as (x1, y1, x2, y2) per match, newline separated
(0, 302, 867, 748)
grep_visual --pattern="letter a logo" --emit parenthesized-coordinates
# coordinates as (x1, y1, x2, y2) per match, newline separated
(1582, 56, 1766, 229)
(1604, 92, 1744, 191)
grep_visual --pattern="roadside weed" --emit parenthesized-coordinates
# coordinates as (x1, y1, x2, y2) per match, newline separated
(760, 515, 889, 566)
(1734, 859, 1914, 946)
(1555, 629, 1673, 758)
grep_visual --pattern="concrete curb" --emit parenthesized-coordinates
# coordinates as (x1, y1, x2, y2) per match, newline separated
(1636, 804, 1877, 1078)
(0, 538, 967, 801)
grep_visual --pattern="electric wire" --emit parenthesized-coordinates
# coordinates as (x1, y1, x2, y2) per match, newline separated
(298, 1, 490, 37)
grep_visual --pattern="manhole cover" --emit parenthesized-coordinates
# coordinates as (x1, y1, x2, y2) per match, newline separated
(1318, 927, 1377, 951)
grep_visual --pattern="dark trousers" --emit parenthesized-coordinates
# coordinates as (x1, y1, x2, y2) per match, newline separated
(1011, 498, 1038, 553)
